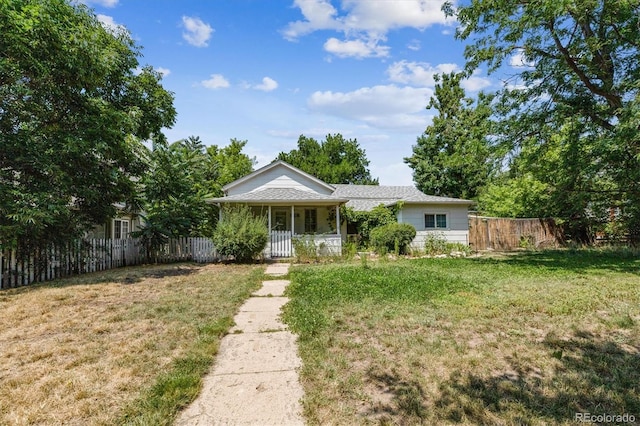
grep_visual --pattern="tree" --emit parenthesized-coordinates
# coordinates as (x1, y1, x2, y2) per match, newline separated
(449, 0, 640, 240)
(0, 0, 176, 249)
(404, 72, 496, 199)
(277, 134, 379, 185)
(142, 137, 255, 237)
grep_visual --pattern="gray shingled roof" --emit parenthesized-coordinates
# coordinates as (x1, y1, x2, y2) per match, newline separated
(332, 184, 472, 211)
(207, 188, 347, 204)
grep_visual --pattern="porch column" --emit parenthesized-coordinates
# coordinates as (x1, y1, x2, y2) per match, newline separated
(336, 205, 341, 235)
(291, 205, 295, 235)
(268, 205, 272, 231)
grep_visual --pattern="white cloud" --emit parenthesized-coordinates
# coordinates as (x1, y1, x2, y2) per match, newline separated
(96, 14, 126, 34)
(407, 39, 421, 51)
(461, 69, 492, 92)
(155, 67, 171, 77)
(80, 0, 118, 7)
(283, 0, 454, 58)
(254, 77, 279, 92)
(509, 49, 536, 68)
(324, 36, 389, 58)
(182, 16, 213, 47)
(387, 60, 458, 87)
(387, 61, 492, 92)
(307, 85, 432, 132)
(201, 74, 230, 89)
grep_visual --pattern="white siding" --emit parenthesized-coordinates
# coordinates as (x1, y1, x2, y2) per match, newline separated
(399, 204, 469, 232)
(411, 230, 469, 249)
(399, 204, 470, 247)
(227, 165, 333, 196)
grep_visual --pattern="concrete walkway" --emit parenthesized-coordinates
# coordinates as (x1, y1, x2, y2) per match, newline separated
(175, 263, 305, 426)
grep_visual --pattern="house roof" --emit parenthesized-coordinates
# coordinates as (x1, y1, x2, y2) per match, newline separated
(208, 161, 472, 211)
(332, 184, 473, 211)
(221, 160, 335, 194)
(207, 188, 348, 205)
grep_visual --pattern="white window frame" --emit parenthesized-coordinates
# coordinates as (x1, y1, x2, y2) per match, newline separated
(424, 213, 448, 230)
(113, 218, 130, 239)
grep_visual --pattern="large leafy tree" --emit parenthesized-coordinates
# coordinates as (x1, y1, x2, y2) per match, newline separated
(449, 0, 640, 240)
(142, 137, 254, 237)
(404, 72, 495, 199)
(277, 134, 379, 185)
(0, 0, 175, 248)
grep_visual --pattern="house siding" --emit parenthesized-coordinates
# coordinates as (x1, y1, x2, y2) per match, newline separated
(227, 166, 334, 196)
(399, 204, 470, 247)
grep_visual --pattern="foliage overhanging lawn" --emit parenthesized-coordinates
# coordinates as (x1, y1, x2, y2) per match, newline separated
(282, 251, 640, 425)
(0, 263, 264, 426)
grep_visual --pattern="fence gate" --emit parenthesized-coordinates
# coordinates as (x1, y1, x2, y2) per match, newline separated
(271, 231, 293, 257)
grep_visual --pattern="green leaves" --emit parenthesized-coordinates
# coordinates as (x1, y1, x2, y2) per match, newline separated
(277, 133, 379, 185)
(404, 72, 495, 200)
(0, 0, 175, 248)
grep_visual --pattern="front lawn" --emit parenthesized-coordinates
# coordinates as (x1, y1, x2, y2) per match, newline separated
(283, 250, 640, 425)
(0, 263, 264, 425)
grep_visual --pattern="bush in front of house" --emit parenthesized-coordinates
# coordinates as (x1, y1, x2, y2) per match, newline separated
(211, 205, 268, 262)
(370, 222, 416, 255)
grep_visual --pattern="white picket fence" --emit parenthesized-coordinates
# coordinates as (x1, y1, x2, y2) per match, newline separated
(270, 230, 293, 257)
(0, 237, 217, 289)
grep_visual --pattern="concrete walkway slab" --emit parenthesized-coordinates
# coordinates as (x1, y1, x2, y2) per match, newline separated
(213, 332, 301, 374)
(230, 310, 287, 333)
(176, 370, 304, 426)
(238, 296, 288, 312)
(264, 263, 290, 276)
(175, 263, 304, 426)
(252, 280, 289, 297)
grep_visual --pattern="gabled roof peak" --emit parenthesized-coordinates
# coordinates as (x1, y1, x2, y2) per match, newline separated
(221, 160, 335, 193)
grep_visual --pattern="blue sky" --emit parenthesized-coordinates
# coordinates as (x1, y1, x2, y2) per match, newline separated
(82, 0, 511, 185)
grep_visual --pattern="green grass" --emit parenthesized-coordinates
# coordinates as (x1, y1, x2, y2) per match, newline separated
(282, 250, 640, 425)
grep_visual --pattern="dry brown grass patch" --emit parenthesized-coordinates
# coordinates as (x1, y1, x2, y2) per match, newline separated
(0, 263, 262, 425)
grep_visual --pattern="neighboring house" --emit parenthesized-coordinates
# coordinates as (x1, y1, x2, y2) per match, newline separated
(207, 160, 473, 257)
(85, 203, 143, 240)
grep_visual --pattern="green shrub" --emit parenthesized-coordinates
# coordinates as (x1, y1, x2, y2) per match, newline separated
(211, 205, 268, 262)
(370, 223, 416, 254)
(292, 235, 319, 263)
(424, 233, 472, 256)
(424, 233, 448, 255)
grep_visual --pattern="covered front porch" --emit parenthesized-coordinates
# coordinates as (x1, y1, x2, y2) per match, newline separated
(258, 204, 343, 258)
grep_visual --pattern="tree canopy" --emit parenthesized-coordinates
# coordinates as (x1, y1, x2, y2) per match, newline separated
(142, 137, 255, 237)
(277, 134, 379, 185)
(404, 72, 496, 200)
(446, 0, 640, 241)
(0, 0, 176, 248)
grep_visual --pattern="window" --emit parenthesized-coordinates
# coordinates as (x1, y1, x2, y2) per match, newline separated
(273, 211, 287, 230)
(425, 214, 447, 229)
(304, 209, 317, 233)
(113, 219, 130, 239)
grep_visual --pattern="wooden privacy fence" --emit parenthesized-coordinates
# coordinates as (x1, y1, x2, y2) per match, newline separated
(0, 237, 217, 290)
(469, 215, 564, 251)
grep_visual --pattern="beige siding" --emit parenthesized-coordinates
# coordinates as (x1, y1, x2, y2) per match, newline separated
(227, 165, 333, 196)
